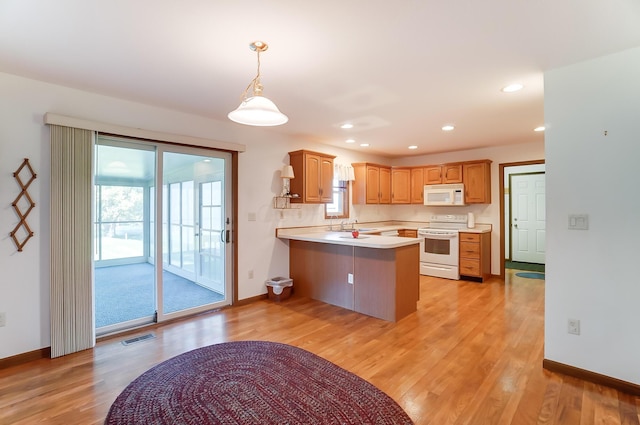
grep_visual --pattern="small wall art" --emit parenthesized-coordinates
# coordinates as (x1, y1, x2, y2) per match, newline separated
(10, 158, 37, 252)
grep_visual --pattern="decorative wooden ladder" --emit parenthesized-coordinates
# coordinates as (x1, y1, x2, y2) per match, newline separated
(10, 158, 37, 252)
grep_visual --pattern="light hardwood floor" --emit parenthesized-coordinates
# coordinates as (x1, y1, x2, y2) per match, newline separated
(1, 271, 639, 424)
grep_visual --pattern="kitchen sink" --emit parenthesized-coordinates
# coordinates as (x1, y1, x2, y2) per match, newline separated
(331, 227, 377, 233)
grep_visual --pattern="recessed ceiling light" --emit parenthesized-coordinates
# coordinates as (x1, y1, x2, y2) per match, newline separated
(502, 83, 524, 93)
(534, 126, 545, 132)
(345, 139, 355, 144)
(341, 123, 354, 129)
(360, 143, 369, 147)
(442, 125, 455, 131)
(408, 145, 418, 150)
(107, 161, 127, 169)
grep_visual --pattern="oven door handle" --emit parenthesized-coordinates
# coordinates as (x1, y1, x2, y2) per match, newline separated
(419, 233, 458, 239)
(425, 265, 453, 271)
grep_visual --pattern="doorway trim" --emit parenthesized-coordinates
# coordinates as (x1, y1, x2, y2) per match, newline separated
(499, 159, 545, 279)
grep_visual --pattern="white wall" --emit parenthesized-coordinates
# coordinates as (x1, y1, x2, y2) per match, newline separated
(0, 71, 388, 358)
(544, 46, 640, 385)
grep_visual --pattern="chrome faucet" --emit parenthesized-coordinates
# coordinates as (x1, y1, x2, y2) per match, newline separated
(329, 215, 338, 231)
(340, 219, 357, 231)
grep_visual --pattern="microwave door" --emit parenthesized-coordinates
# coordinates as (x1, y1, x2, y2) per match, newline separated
(424, 189, 454, 205)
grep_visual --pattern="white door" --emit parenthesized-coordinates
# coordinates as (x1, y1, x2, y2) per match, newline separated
(511, 172, 546, 264)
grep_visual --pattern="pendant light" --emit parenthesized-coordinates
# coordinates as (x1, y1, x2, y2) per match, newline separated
(228, 41, 288, 126)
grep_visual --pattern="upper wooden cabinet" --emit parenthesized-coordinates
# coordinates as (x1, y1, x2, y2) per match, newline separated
(410, 167, 424, 204)
(391, 168, 411, 204)
(463, 160, 491, 204)
(353, 163, 391, 204)
(288, 150, 335, 203)
(353, 159, 492, 205)
(423, 164, 463, 185)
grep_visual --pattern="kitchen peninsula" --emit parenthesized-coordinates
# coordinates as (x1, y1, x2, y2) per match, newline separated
(276, 229, 420, 322)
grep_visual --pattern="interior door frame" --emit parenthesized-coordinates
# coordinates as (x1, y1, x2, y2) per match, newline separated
(499, 159, 545, 279)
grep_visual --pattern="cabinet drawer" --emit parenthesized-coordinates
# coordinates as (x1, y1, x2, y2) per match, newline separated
(460, 258, 481, 276)
(460, 242, 480, 257)
(399, 229, 418, 238)
(460, 233, 480, 243)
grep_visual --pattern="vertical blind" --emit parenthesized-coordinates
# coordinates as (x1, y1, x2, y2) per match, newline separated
(50, 125, 94, 358)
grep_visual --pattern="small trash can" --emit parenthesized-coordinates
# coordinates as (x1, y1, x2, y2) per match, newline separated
(265, 277, 293, 302)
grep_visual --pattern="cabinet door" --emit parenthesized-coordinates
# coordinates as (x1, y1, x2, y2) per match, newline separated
(320, 156, 334, 203)
(463, 161, 491, 204)
(379, 167, 391, 204)
(442, 164, 463, 183)
(365, 166, 380, 204)
(391, 168, 411, 204)
(304, 154, 322, 203)
(410, 168, 424, 204)
(424, 166, 442, 184)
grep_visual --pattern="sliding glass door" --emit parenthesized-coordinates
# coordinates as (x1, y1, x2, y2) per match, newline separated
(94, 137, 232, 335)
(159, 151, 230, 317)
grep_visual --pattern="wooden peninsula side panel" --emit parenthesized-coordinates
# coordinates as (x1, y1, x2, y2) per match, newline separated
(288, 239, 420, 321)
(289, 240, 354, 311)
(354, 244, 419, 322)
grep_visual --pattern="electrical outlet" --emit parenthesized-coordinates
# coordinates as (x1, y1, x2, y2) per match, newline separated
(347, 273, 354, 284)
(248, 270, 254, 279)
(568, 319, 580, 335)
(0, 312, 6, 327)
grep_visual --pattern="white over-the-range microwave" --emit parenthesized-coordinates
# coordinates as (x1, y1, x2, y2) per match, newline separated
(423, 183, 465, 206)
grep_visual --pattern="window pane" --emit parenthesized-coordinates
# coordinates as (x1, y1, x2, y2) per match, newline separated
(325, 178, 348, 219)
(170, 224, 181, 267)
(95, 185, 145, 260)
(182, 182, 194, 225)
(170, 183, 181, 224)
(182, 226, 194, 272)
(212, 181, 222, 205)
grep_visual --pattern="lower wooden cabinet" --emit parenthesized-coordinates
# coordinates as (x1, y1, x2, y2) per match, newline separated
(459, 232, 491, 281)
(398, 229, 418, 238)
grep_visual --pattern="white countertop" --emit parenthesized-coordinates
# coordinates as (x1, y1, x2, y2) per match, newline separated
(276, 221, 491, 249)
(455, 225, 492, 233)
(277, 230, 421, 249)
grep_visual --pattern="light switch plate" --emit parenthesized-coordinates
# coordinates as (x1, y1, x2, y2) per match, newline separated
(568, 214, 588, 230)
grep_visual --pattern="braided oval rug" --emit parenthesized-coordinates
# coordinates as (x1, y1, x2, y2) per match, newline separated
(105, 340, 413, 425)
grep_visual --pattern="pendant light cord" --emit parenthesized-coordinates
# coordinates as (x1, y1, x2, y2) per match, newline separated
(240, 49, 263, 100)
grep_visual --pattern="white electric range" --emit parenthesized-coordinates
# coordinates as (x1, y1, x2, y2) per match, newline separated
(417, 214, 469, 280)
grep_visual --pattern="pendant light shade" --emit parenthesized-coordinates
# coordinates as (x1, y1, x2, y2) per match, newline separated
(228, 41, 288, 127)
(228, 95, 288, 126)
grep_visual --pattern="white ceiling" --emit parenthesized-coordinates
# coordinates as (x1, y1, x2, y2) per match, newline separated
(1, 1, 639, 158)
